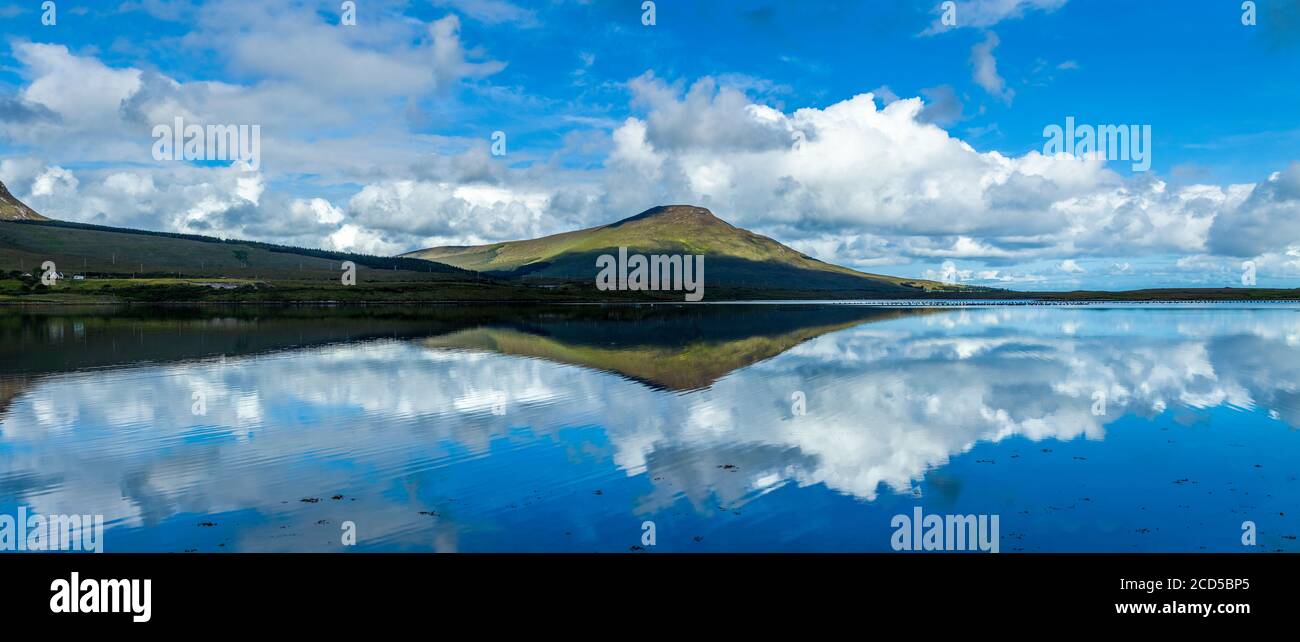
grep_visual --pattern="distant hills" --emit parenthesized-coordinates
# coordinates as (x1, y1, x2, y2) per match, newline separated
(0, 216, 468, 276)
(3, 186, 951, 300)
(0, 178, 469, 281)
(0, 181, 515, 302)
(0, 180, 48, 221)
(404, 204, 951, 294)
(5, 182, 1295, 302)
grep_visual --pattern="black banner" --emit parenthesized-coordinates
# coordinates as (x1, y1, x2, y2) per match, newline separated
(1, 553, 1287, 627)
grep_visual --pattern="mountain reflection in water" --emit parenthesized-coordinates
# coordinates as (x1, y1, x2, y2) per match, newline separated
(1, 303, 1297, 552)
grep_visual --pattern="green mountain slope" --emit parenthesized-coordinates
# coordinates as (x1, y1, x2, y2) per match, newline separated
(0, 218, 473, 278)
(0, 180, 48, 221)
(0, 182, 472, 280)
(403, 204, 950, 293)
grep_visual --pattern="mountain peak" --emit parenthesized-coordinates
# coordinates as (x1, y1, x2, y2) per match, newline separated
(612, 204, 728, 228)
(638, 204, 715, 218)
(0, 180, 48, 221)
(403, 203, 944, 294)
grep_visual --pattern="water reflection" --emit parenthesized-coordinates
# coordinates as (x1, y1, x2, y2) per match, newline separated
(1, 304, 1297, 552)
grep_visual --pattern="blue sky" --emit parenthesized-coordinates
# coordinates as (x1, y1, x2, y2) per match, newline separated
(2, 0, 1299, 289)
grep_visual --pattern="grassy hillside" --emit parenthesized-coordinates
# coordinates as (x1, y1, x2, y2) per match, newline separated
(0, 216, 950, 302)
(404, 205, 957, 293)
(0, 218, 811, 302)
(0, 218, 552, 302)
(0, 218, 466, 278)
(0, 180, 47, 221)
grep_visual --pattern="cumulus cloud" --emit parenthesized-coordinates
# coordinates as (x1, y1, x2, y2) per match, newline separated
(628, 72, 790, 153)
(916, 85, 967, 126)
(587, 74, 1243, 273)
(16, 43, 143, 125)
(875, 84, 968, 126)
(3, 1, 507, 171)
(0, 4, 525, 250)
(0, 96, 59, 124)
(7, 161, 269, 236)
(1206, 162, 1300, 257)
(346, 179, 552, 248)
(30, 166, 78, 197)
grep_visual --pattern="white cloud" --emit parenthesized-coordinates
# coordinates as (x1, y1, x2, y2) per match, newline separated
(102, 172, 157, 197)
(291, 197, 345, 226)
(923, 0, 1069, 35)
(970, 32, 1014, 104)
(193, 2, 504, 98)
(973, 269, 1047, 284)
(1, 3, 508, 180)
(346, 179, 552, 248)
(586, 75, 1236, 269)
(0, 7, 526, 251)
(16, 43, 142, 125)
(433, 0, 538, 26)
(1207, 162, 1300, 257)
(30, 166, 78, 197)
(628, 72, 790, 153)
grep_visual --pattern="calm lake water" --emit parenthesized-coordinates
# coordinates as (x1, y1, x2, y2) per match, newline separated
(2, 303, 1298, 552)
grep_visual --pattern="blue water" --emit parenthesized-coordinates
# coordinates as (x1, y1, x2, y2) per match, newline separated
(1, 304, 1297, 552)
